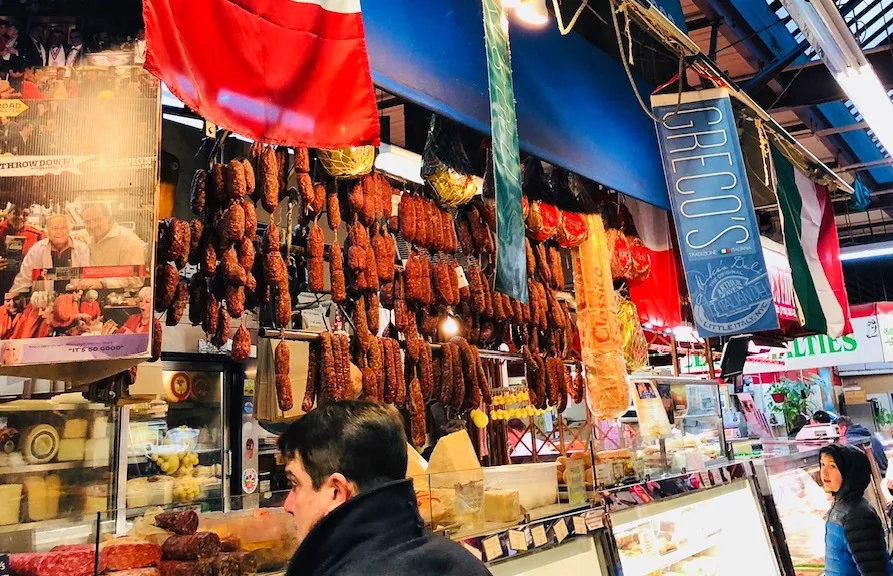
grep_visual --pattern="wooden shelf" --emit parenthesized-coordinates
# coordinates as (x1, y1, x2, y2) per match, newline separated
(0, 460, 109, 474)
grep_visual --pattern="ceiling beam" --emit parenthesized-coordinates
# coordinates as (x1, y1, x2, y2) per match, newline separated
(691, 0, 872, 187)
(816, 122, 868, 137)
(837, 158, 893, 173)
(740, 46, 893, 111)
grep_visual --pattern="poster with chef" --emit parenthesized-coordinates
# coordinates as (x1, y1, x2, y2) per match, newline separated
(0, 65, 158, 367)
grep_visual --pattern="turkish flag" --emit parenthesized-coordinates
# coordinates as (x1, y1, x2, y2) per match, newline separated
(143, 0, 380, 148)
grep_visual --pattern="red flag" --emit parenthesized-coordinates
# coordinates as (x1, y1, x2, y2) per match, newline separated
(625, 198, 682, 331)
(143, 0, 380, 148)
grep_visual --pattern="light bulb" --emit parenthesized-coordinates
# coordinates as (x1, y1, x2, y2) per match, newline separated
(515, 0, 548, 27)
(442, 315, 459, 337)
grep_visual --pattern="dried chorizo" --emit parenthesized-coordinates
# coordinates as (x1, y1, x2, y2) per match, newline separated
(225, 285, 245, 317)
(320, 332, 336, 403)
(260, 147, 279, 213)
(167, 280, 189, 326)
(408, 377, 426, 447)
(220, 201, 246, 245)
(367, 292, 380, 335)
(264, 251, 287, 287)
(263, 223, 280, 254)
(188, 220, 203, 265)
(472, 346, 491, 405)
(231, 325, 250, 362)
(275, 340, 293, 411)
(203, 294, 219, 336)
(241, 199, 257, 239)
(398, 192, 416, 244)
(326, 188, 341, 231)
(310, 182, 326, 216)
(298, 173, 315, 208)
(221, 247, 246, 286)
(155, 263, 179, 312)
(307, 223, 324, 259)
(210, 163, 226, 205)
(548, 245, 564, 290)
(225, 160, 247, 200)
(295, 147, 311, 173)
(241, 159, 255, 198)
(439, 343, 454, 407)
(274, 285, 291, 328)
(236, 236, 255, 271)
(212, 306, 230, 348)
(303, 344, 319, 411)
(191, 169, 207, 215)
(151, 317, 163, 361)
(525, 238, 536, 277)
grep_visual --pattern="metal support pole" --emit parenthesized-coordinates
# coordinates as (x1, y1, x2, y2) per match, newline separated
(705, 337, 717, 380)
(670, 335, 680, 377)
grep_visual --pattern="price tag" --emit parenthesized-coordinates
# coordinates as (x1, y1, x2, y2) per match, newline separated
(0, 553, 9, 576)
(392, 193, 401, 217)
(482, 535, 503, 561)
(573, 515, 588, 535)
(554, 519, 569, 543)
(462, 542, 483, 562)
(508, 529, 528, 552)
(585, 510, 605, 531)
(204, 121, 216, 138)
(456, 266, 469, 289)
(531, 524, 548, 547)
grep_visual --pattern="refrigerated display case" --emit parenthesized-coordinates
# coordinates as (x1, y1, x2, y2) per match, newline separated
(117, 357, 235, 518)
(753, 444, 890, 575)
(0, 395, 116, 553)
(608, 476, 782, 576)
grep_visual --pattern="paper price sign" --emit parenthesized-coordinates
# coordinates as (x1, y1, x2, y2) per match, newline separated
(508, 529, 528, 551)
(483, 535, 503, 561)
(462, 542, 483, 562)
(0, 553, 8, 576)
(573, 515, 588, 535)
(585, 510, 605, 531)
(531, 524, 548, 547)
(554, 519, 569, 543)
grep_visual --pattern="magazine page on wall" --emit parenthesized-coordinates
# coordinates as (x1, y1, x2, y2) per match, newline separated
(0, 63, 159, 372)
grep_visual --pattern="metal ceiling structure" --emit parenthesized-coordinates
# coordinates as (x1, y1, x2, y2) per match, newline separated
(676, 0, 893, 302)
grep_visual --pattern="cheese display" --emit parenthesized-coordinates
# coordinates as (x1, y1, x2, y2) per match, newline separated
(406, 443, 428, 492)
(483, 463, 558, 512)
(22, 424, 60, 464)
(57, 438, 87, 462)
(416, 488, 457, 527)
(127, 476, 174, 509)
(483, 489, 522, 523)
(571, 214, 630, 419)
(82, 484, 108, 515)
(425, 431, 483, 529)
(163, 372, 192, 403)
(85, 438, 110, 465)
(25, 474, 61, 521)
(62, 418, 89, 439)
(0, 484, 22, 525)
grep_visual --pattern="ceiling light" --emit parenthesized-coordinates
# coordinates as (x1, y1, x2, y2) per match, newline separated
(835, 65, 893, 155)
(442, 315, 460, 337)
(515, 0, 548, 27)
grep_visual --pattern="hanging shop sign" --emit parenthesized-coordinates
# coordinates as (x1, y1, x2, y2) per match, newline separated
(761, 237, 799, 328)
(0, 66, 159, 370)
(481, 0, 527, 302)
(652, 88, 778, 337)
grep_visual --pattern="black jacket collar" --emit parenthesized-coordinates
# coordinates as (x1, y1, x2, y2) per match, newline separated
(287, 479, 426, 576)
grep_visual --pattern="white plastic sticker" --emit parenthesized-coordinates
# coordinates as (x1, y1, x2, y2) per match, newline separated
(456, 266, 469, 289)
(482, 535, 503, 561)
(462, 542, 483, 561)
(554, 519, 569, 543)
(531, 524, 548, 547)
(573, 516, 588, 535)
(508, 529, 528, 552)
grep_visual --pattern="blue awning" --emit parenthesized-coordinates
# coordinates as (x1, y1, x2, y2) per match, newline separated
(363, 0, 671, 210)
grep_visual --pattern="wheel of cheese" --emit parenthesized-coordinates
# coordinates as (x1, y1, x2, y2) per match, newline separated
(22, 424, 60, 464)
(163, 372, 192, 404)
(188, 374, 212, 402)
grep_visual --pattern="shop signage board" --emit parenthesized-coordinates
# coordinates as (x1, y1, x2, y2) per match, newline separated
(652, 88, 778, 337)
(481, 0, 527, 303)
(0, 65, 159, 369)
(681, 312, 885, 374)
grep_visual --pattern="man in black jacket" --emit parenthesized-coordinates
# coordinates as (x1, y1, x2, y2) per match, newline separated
(279, 401, 492, 576)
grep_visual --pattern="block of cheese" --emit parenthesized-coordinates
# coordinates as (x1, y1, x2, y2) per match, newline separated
(91, 416, 109, 439)
(85, 438, 110, 465)
(426, 431, 483, 489)
(0, 484, 22, 525)
(57, 438, 86, 461)
(406, 444, 428, 491)
(25, 474, 60, 521)
(416, 488, 456, 527)
(63, 418, 89, 439)
(484, 489, 522, 523)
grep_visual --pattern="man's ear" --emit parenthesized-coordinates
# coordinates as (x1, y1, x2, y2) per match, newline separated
(325, 473, 358, 511)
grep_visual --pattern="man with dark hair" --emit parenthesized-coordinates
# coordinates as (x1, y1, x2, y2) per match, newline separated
(278, 401, 491, 576)
(47, 29, 66, 67)
(66, 29, 84, 67)
(837, 415, 888, 477)
(24, 23, 46, 68)
(76, 202, 145, 290)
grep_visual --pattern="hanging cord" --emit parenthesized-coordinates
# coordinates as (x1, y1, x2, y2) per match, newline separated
(610, 1, 685, 127)
(551, 0, 588, 35)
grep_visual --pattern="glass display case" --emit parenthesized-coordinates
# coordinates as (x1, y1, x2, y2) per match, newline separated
(593, 377, 727, 486)
(119, 361, 228, 518)
(0, 395, 115, 553)
(754, 445, 890, 575)
(609, 478, 781, 576)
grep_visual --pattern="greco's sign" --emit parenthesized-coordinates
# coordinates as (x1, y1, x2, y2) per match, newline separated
(652, 88, 778, 337)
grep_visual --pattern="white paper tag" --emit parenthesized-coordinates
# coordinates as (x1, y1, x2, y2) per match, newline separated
(391, 193, 401, 217)
(573, 516, 588, 535)
(482, 535, 503, 561)
(585, 510, 605, 531)
(531, 524, 548, 547)
(554, 518, 569, 543)
(456, 266, 469, 289)
(462, 542, 483, 561)
(508, 529, 528, 552)
(204, 121, 216, 138)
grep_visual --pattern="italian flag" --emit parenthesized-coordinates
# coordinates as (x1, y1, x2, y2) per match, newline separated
(771, 146, 852, 338)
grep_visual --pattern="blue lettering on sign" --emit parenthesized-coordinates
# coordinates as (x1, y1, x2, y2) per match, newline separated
(653, 90, 778, 337)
